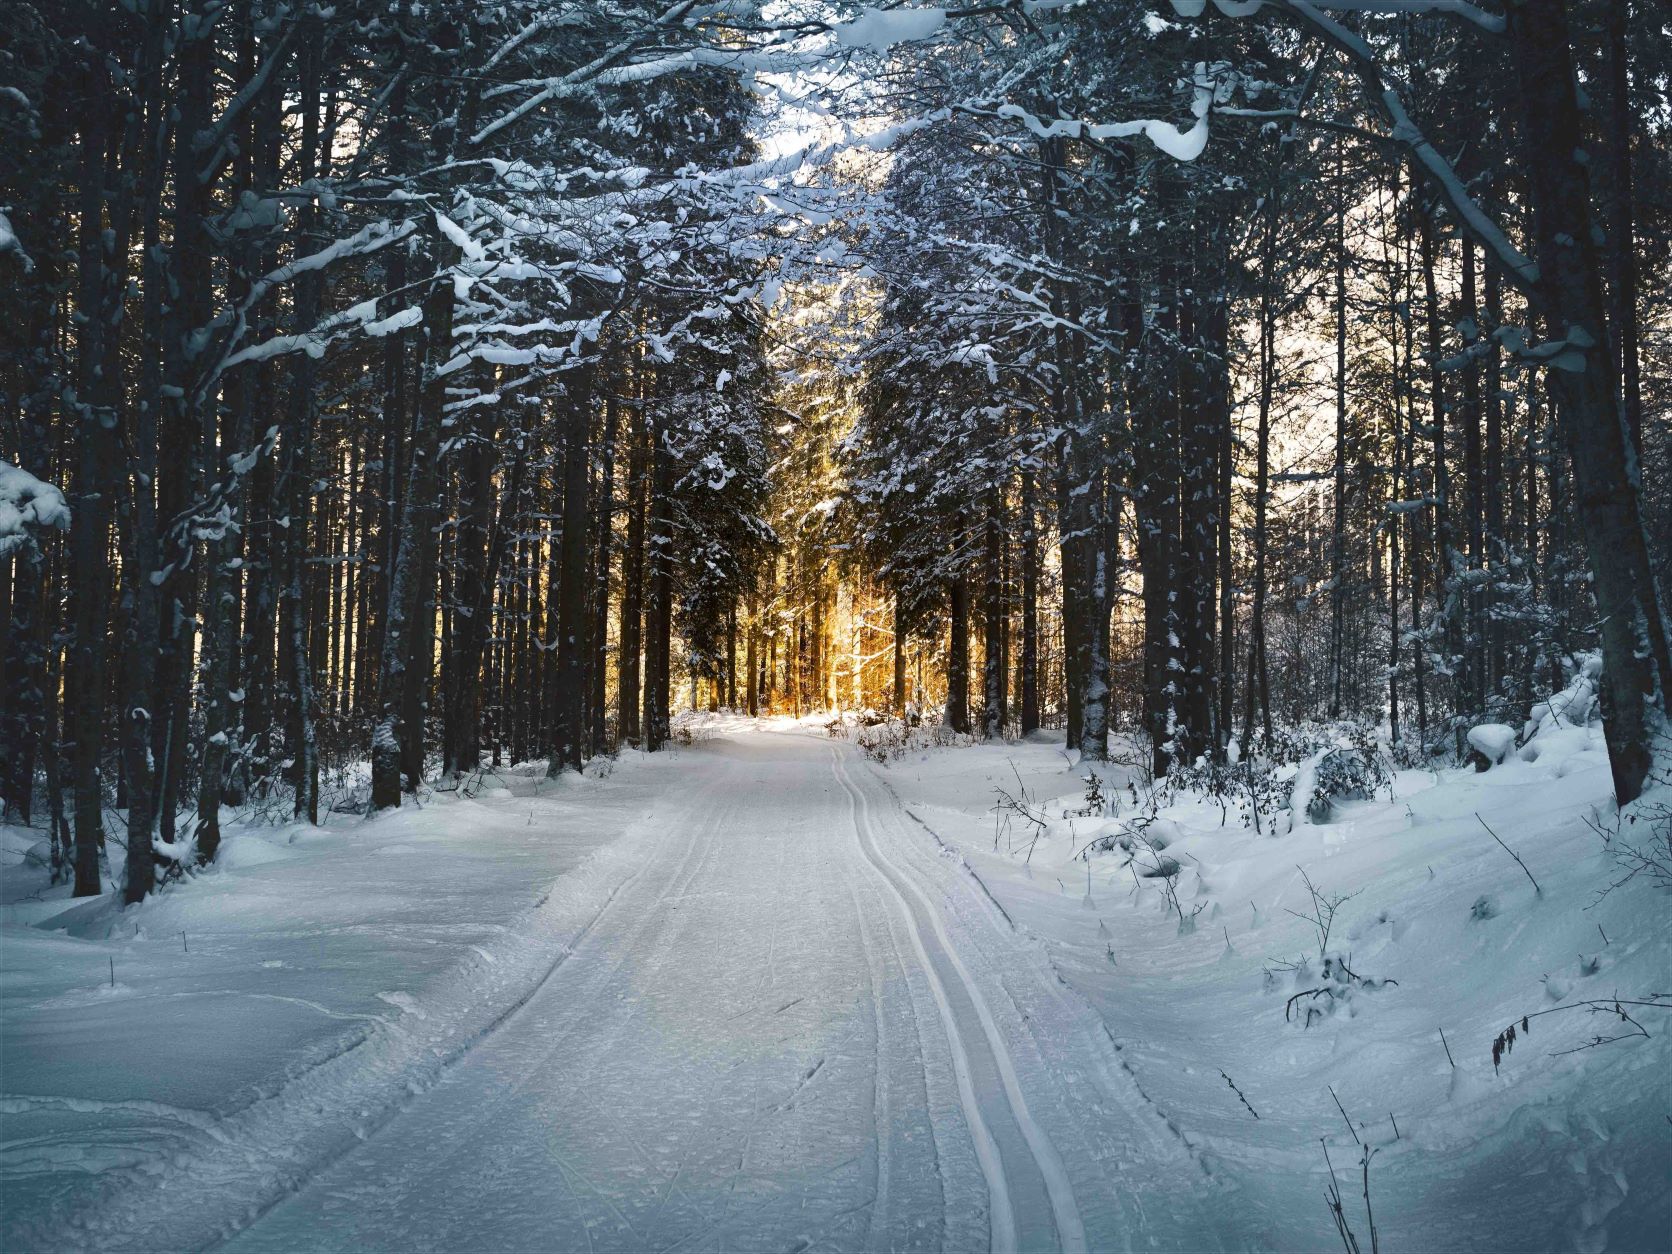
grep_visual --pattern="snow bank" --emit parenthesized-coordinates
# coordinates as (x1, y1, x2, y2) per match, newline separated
(862, 681, 1668, 1249)
(1466, 722, 1517, 766)
(0, 749, 716, 1251)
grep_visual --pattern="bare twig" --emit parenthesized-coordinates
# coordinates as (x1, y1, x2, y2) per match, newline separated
(1492, 993, 1670, 1069)
(1220, 1069, 1260, 1119)
(1329, 1085, 1362, 1147)
(1321, 1140, 1362, 1254)
(1475, 813, 1541, 895)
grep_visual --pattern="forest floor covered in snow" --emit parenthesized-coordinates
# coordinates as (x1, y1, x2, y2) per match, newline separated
(863, 706, 1672, 1252)
(2, 700, 1669, 1252)
(0, 748, 705, 1250)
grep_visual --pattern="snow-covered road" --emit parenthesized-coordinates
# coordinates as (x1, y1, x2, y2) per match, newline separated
(10, 713, 1667, 1251)
(225, 731, 1122, 1253)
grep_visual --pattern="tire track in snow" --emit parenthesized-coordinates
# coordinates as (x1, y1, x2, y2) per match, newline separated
(831, 745, 1087, 1254)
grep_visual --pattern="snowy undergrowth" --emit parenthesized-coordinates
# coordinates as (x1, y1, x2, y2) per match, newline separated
(867, 699, 1671, 1251)
(0, 747, 711, 1251)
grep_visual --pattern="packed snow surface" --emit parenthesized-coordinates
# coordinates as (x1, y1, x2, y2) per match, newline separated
(2, 714, 1668, 1251)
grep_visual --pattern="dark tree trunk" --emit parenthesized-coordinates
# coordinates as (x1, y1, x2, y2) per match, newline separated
(1213, 285, 1236, 755)
(550, 367, 593, 775)
(747, 597, 760, 716)
(589, 378, 620, 750)
(443, 404, 496, 778)
(1139, 268, 1183, 774)
(119, 0, 171, 903)
(1606, 0, 1643, 465)
(1329, 160, 1349, 720)
(1461, 238, 1486, 721)
(891, 594, 906, 717)
(280, 13, 322, 824)
(447, 431, 521, 779)
(371, 225, 458, 809)
(724, 601, 737, 710)
(195, 5, 262, 860)
(946, 571, 970, 735)
(1484, 262, 1506, 698)
(1243, 197, 1277, 750)
(981, 482, 1005, 739)
(1019, 469, 1040, 735)
(1505, 0, 1669, 802)
(68, 81, 118, 897)
(618, 411, 647, 745)
(1419, 209, 1461, 698)
(1176, 250, 1219, 765)
(643, 415, 673, 751)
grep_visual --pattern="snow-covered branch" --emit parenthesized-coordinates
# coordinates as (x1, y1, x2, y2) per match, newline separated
(0, 461, 70, 557)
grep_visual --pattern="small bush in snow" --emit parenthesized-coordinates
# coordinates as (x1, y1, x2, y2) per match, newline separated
(1160, 721, 1388, 833)
(1070, 772, 1107, 818)
(1584, 781, 1672, 904)
(856, 720, 905, 763)
(1266, 868, 1396, 1027)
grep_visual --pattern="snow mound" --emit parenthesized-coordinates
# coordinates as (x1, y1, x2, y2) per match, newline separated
(217, 833, 296, 869)
(1467, 723, 1517, 766)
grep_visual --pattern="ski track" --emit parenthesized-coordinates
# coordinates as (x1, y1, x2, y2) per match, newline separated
(38, 731, 1132, 1253)
(831, 744, 1089, 1254)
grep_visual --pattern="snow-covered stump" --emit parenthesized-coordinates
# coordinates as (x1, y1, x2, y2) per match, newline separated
(1466, 723, 1517, 771)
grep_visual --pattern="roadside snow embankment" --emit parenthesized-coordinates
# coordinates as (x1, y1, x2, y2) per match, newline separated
(0, 750, 697, 1252)
(865, 695, 1670, 1251)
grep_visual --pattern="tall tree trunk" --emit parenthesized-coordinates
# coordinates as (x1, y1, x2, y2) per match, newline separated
(371, 222, 458, 809)
(725, 601, 737, 710)
(1484, 261, 1506, 699)
(1606, 0, 1643, 465)
(981, 482, 1005, 739)
(1019, 469, 1040, 735)
(618, 410, 647, 745)
(1213, 284, 1236, 755)
(194, 3, 263, 860)
(891, 593, 906, 717)
(589, 376, 620, 750)
(3, 215, 60, 823)
(447, 427, 520, 779)
(1041, 136, 1084, 751)
(1243, 239, 1276, 750)
(1140, 265, 1183, 774)
(1329, 158, 1349, 720)
(946, 571, 970, 735)
(747, 597, 760, 716)
(119, 0, 172, 902)
(68, 81, 118, 897)
(642, 414, 673, 751)
(1505, 0, 1670, 802)
(550, 366, 593, 775)
(281, 12, 322, 824)
(1419, 208, 1461, 710)
(1176, 250, 1218, 764)
(1461, 237, 1486, 723)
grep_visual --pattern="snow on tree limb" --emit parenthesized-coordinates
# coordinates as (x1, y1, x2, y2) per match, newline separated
(835, 7, 949, 51)
(995, 63, 1219, 161)
(1172, 0, 1539, 291)
(0, 461, 70, 557)
(0, 209, 33, 272)
(1173, 0, 1505, 33)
